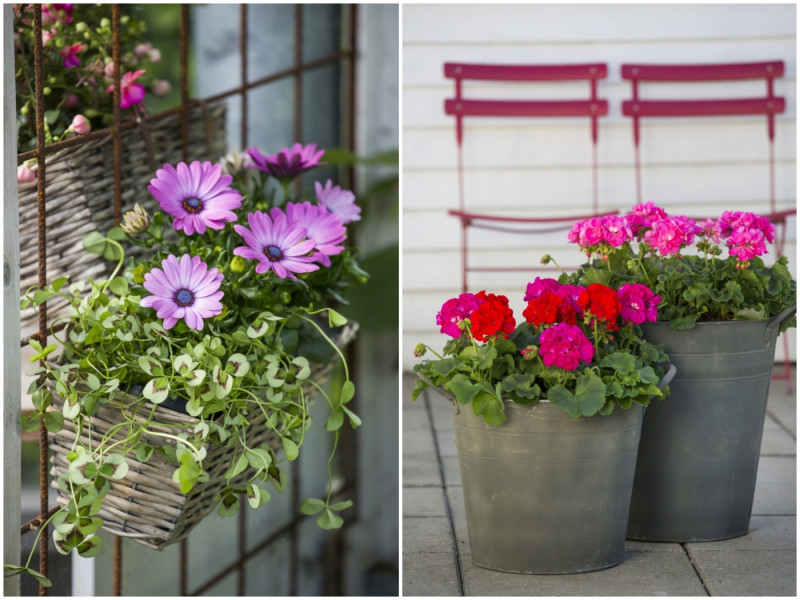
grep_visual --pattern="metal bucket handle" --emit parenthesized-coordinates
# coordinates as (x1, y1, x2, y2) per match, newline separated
(658, 363, 677, 391)
(764, 303, 797, 347)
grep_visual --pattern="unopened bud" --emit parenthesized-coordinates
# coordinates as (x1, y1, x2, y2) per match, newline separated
(132, 264, 148, 284)
(540, 254, 552, 265)
(413, 343, 427, 358)
(120, 203, 150, 234)
(230, 256, 246, 273)
(69, 114, 91, 135)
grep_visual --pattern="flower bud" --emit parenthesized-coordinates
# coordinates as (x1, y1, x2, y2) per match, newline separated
(230, 256, 246, 273)
(521, 345, 539, 360)
(17, 163, 36, 183)
(148, 48, 161, 63)
(120, 203, 150, 234)
(132, 264, 148, 284)
(413, 343, 427, 358)
(540, 254, 552, 265)
(152, 79, 171, 96)
(43, 87, 52, 96)
(457, 318, 471, 331)
(100, 18, 110, 28)
(69, 114, 91, 135)
(63, 94, 78, 108)
(75, 22, 87, 33)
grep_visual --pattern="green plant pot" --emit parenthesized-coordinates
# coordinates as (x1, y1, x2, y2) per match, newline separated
(628, 305, 796, 542)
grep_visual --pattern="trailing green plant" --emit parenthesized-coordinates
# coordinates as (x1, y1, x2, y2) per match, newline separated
(6, 143, 366, 585)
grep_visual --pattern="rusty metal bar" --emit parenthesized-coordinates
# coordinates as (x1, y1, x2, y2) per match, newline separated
(180, 5, 190, 161)
(237, 507, 246, 595)
(179, 539, 188, 595)
(16, 50, 352, 164)
(19, 507, 60, 537)
(240, 4, 248, 149)
(32, 5, 49, 596)
(111, 5, 122, 226)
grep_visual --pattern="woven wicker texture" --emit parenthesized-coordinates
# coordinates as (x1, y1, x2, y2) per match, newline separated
(19, 102, 228, 333)
(48, 322, 358, 550)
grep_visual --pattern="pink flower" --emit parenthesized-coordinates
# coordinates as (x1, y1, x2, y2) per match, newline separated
(523, 277, 560, 302)
(698, 218, 722, 244)
(617, 283, 660, 325)
(625, 202, 668, 239)
(60, 43, 84, 69)
(643, 215, 698, 256)
(718, 211, 775, 244)
(69, 114, 90, 135)
(106, 70, 146, 109)
(246, 143, 325, 180)
(17, 163, 36, 183)
(63, 93, 78, 108)
(314, 180, 361, 223)
(140, 254, 224, 331)
(152, 79, 171, 96)
(282, 202, 346, 267)
(135, 42, 153, 58)
(233, 211, 319, 279)
(539, 323, 594, 370)
(436, 293, 484, 338)
(567, 215, 632, 255)
(148, 161, 243, 235)
(727, 229, 768, 263)
(41, 29, 57, 46)
(43, 4, 73, 24)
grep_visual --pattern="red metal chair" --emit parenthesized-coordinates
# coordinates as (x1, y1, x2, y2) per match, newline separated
(621, 60, 794, 390)
(444, 62, 615, 293)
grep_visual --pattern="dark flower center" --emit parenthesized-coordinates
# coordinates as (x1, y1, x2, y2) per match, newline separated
(264, 245, 283, 261)
(182, 196, 203, 213)
(174, 288, 195, 307)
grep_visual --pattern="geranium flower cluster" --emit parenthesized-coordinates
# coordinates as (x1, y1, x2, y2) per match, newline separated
(436, 278, 660, 371)
(128, 143, 361, 331)
(568, 202, 777, 268)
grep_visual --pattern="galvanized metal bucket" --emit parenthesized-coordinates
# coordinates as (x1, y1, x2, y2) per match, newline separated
(627, 305, 796, 543)
(443, 366, 674, 575)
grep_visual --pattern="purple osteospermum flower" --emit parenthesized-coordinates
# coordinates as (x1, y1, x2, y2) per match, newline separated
(140, 254, 224, 330)
(233, 211, 319, 279)
(282, 202, 346, 267)
(314, 179, 361, 224)
(245, 143, 325, 179)
(148, 161, 243, 235)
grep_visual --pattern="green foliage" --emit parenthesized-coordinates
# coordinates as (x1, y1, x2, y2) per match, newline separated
(14, 4, 170, 153)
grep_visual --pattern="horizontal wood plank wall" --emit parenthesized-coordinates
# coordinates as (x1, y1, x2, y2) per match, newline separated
(402, 3, 797, 368)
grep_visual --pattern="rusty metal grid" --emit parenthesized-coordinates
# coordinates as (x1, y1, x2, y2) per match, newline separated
(17, 4, 358, 596)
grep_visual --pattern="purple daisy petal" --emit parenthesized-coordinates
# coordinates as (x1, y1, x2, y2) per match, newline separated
(138, 253, 224, 331)
(148, 160, 243, 236)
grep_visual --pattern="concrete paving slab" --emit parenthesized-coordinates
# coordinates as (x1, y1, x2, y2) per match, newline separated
(685, 515, 795, 552)
(687, 549, 796, 597)
(403, 516, 456, 555)
(403, 486, 448, 518)
(751, 456, 796, 515)
(402, 551, 462, 597)
(460, 547, 708, 596)
(761, 414, 797, 455)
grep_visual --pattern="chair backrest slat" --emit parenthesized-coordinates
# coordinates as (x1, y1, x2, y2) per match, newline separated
(446, 98, 609, 118)
(445, 62, 608, 81)
(620, 60, 786, 210)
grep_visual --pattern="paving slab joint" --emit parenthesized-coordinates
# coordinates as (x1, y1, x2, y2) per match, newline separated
(424, 389, 465, 596)
(682, 543, 712, 596)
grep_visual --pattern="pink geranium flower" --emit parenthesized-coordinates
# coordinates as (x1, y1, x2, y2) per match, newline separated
(523, 277, 561, 302)
(60, 43, 84, 69)
(436, 293, 484, 338)
(282, 202, 346, 267)
(698, 218, 722, 244)
(625, 202, 668, 239)
(314, 180, 361, 223)
(139, 254, 224, 331)
(617, 283, 660, 325)
(539, 323, 594, 370)
(246, 143, 325, 180)
(148, 161, 243, 235)
(567, 215, 633, 256)
(642, 215, 698, 256)
(106, 69, 146, 109)
(233, 211, 319, 279)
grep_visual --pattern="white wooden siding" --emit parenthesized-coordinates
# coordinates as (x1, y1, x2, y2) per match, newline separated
(402, 3, 797, 368)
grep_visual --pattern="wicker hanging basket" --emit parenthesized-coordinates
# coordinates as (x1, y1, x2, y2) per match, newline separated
(19, 101, 228, 333)
(48, 322, 358, 550)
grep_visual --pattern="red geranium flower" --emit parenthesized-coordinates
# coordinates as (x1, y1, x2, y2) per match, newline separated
(522, 292, 577, 328)
(470, 291, 516, 342)
(577, 283, 621, 326)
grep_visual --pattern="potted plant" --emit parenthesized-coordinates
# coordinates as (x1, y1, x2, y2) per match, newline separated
(563, 204, 796, 542)
(7, 144, 366, 587)
(413, 280, 674, 574)
(14, 3, 225, 330)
